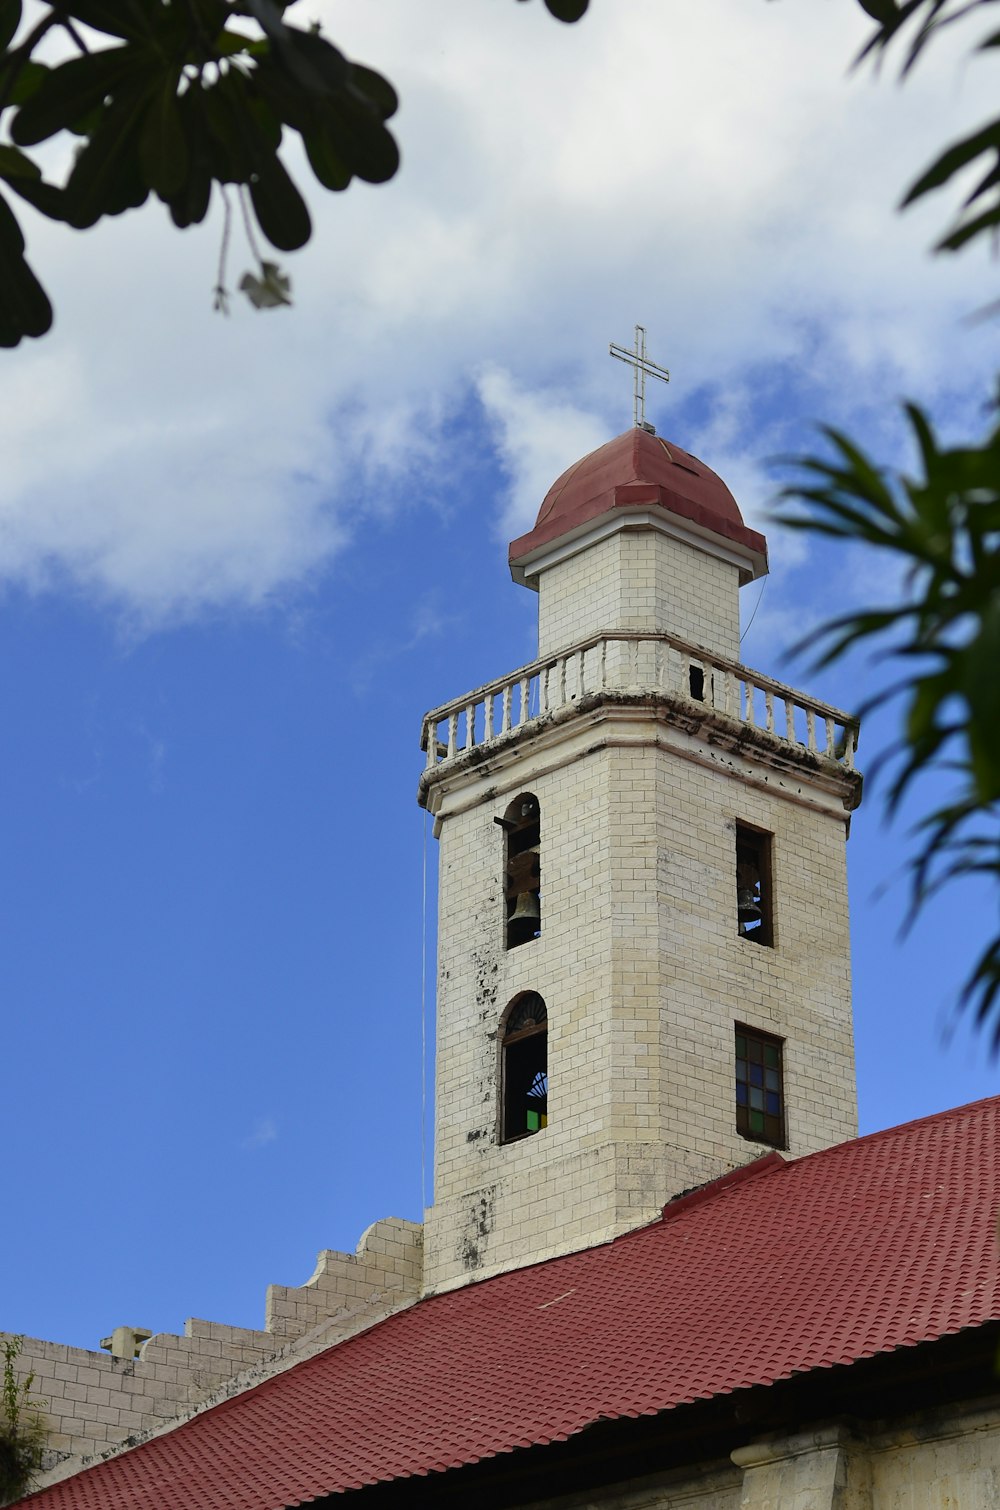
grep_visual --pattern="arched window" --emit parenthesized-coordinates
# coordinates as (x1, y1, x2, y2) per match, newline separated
(499, 793, 540, 949)
(500, 993, 548, 1143)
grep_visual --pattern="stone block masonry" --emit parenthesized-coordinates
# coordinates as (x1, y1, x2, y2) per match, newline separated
(7, 1216, 422, 1475)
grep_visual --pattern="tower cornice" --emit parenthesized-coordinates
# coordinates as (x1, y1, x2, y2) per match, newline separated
(418, 630, 861, 825)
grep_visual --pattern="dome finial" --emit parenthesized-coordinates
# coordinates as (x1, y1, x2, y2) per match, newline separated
(609, 323, 670, 431)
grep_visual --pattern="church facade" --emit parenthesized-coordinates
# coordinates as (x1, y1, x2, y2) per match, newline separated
(7, 418, 1000, 1509)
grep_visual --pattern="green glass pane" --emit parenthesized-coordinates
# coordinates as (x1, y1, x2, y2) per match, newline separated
(526, 1109, 539, 1132)
(764, 1043, 779, 1067)
(735, 1035, 747, 1057)
(749, 1109, 764, 1133)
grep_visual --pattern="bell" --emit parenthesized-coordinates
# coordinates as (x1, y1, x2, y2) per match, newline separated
(737, 888, 762, 925)
(510, 891, 541, 925)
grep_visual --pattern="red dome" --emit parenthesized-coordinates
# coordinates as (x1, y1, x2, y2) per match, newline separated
(509, 428, 767, 583)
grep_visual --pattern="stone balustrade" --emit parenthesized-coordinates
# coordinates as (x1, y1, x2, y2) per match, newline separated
(421, 631, 858, 771)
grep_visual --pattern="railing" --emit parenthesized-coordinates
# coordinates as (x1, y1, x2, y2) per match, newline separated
(421, 632, 858, 771)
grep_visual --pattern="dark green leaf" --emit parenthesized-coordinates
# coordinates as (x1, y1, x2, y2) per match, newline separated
(167, 90, 211, 226)
(303, 126, 351, 191)
(902, 119, 1000, 206)
(937, 199, 1000, 251)
(3, 59, 49, 109)
(139, 77, 188, 198)
(63, 0, 155, 40)
(11, 46, 138, 147)
(856, 0, 900, 19)
(214, 27, 261, 57)
(0, 143, 39, 181)
(3, 169, 67, 220)
(543, 0, 589, 19)
(0, 0, 21, 53)
(62, 94, 149, 227)
(248, 152, 310, 250)
(0, 187, 53, 344)
(349, 63, 398, 121)
(779, 390, 1000, 1042)
(279, 27, 351, 96)
(252, 56, 314, 134)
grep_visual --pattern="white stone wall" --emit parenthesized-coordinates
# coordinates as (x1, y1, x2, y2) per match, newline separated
(422, 701, 857, 1292)
(519, 1402, 1000, 1510)
(868, 1401, 1000, 1508)
(6, 1217, 422, 1469)
(524, 1461, 742, 1510)
(733, 1403, 1000, 1509)
(535, 530, 742, 660)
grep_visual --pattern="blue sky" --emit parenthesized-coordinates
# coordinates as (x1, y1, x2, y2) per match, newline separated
(1, 0, 996, 1353)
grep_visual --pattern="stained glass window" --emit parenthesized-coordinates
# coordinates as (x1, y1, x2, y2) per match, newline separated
(735, 1027, 785, 1146)
(501, 993, 548, 1142)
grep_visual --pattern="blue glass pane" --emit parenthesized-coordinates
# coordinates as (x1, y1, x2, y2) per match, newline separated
(765, 1069, 779, 1091)
(736, 1083, 748, 1106)
(766, 1091, 780, 1115)
(750, 1087, 764, 1110)
(750, 1064, 763, 1086)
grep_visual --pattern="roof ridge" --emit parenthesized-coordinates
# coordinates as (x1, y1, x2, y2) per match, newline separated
(782, 1092, 1000, 1173)
(661, 1151, 786, 1220)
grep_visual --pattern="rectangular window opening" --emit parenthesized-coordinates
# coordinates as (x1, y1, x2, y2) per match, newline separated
(735, 822, 773, 947)
(735, 1025, 785, 1147)
(502, 1031, 548, 1142)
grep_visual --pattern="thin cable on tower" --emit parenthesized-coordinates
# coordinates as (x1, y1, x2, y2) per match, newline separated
(420, 810, 428, 1215)
(740, 576, 768, 644)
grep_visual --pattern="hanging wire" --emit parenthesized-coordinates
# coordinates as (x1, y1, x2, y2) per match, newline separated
(420, 809, 428, 1215)
(740, 575, 768, 644)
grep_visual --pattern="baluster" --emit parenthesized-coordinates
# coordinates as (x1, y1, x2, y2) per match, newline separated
(806, 709, 817, 752)
(424, 721, 435, 769)
(743, 681, 755, 726)
(600, 638, 608, 689)
(518, 677, 530, 726)
(724, 671, 735, 717)
(845, 725, 856, 769)
(785, 699, 795, 743)
(825, 716, 835, 757)
(631, 639, 640, 686)
(559, 654, 567, 707)
(654, 640, 664, 692)
(447, 711, 458, 758)
(765, 690, 774, 734)
(501, 681, 512, 735)
(465, 704, 476, 749)
(679, 650, 691, 699)
(577, 647, 586, 697)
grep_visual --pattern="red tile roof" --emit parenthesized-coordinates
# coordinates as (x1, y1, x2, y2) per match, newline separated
(508, 428, 768, 580)
(22, 1096, 1000, 1510)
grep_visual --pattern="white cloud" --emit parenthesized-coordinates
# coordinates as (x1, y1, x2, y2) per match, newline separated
(241, 1117, 278, 1151)
(0, 0, 994, 624)
(476, 366, 606, 538)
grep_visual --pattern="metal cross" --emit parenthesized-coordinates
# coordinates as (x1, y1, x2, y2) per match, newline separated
(609, 324, 670, 430)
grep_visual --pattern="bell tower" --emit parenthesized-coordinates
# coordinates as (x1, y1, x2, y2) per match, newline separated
(418, 423, 862, 1295)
